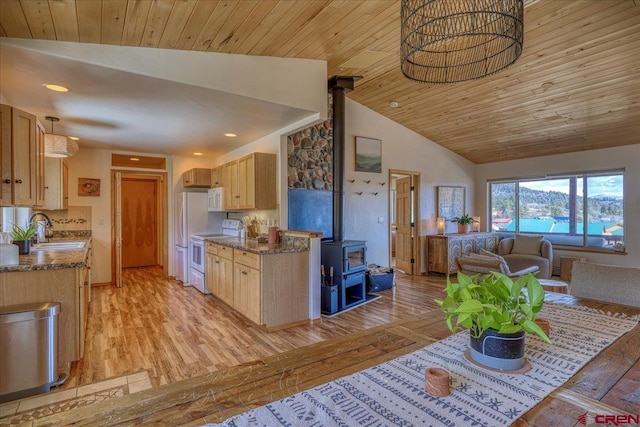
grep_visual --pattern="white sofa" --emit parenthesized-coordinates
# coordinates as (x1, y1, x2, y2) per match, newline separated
(570, 262, 640, 308)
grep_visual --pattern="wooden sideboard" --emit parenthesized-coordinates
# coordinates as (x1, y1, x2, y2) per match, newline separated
(426, 232, 499, 275)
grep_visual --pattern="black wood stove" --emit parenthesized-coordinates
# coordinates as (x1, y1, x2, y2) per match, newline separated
(321, 240, 367, 311)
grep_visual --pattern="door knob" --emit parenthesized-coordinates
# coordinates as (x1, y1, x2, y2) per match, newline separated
(15, 179, 22, 184)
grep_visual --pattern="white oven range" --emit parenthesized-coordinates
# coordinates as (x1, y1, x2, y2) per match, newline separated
(189, 219, 242, 294)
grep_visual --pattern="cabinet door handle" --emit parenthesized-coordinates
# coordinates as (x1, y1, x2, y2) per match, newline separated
(241, 270, 247, 275)
(15, 179, 22, 184)
(235, 195, 240, 199)
(242, 252, 247, 256)
(215, 260, 219, 264)
(3, 179, 10, 184)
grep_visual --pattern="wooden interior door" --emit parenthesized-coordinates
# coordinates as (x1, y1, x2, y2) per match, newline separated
(395, 176, 414, 274)
(121, 178, 157, 268)
(114, 172, 122, 287)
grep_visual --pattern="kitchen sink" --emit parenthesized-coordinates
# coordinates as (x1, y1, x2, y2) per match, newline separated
(31, 241, 86, 251)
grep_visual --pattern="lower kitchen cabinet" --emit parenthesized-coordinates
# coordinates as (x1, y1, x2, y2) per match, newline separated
(233, 262, 261, 324)
(205, 242, 234, 306)
(232, 248, 309, 329)
(206, 243, 309, 329)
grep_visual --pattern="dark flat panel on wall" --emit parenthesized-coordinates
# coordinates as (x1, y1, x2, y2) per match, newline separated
(288, 188, 332, 239)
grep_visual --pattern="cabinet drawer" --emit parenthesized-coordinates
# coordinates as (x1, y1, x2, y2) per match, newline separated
(206, 242, 218, 255)
(234, 248, 260, 270)
(218, 244, 234, 260)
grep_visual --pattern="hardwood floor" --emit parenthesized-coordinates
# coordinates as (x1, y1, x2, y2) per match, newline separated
(66, 267, 447, 390)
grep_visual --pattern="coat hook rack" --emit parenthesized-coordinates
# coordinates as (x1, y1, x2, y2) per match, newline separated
(379, 182, 386, 186)
(355, 191, 363, 195)
(348, 179, 355, 183)
(372, 192, 379, 196)
(363, 180, 371, 184)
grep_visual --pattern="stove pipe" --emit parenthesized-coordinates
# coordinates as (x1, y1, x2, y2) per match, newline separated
(328, 76, 359, 243)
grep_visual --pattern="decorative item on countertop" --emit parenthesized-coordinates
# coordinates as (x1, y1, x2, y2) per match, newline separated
(0, 232, 19, 266)
(268, 227, 280, 244)
(450, 214, 477, 234)
(424, 367, 450, 397)
(472, 216, 481, 232)
(436, 271, 550, 371)
(10, 221, 38, 255)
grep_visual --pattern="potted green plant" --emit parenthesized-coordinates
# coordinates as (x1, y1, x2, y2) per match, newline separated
(436, 271, 550, 371)
(10, 221, 38, 254)
(451, 214, 476, 233)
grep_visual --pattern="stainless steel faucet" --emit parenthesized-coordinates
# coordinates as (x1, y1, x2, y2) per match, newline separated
(29, 212, 53, 242)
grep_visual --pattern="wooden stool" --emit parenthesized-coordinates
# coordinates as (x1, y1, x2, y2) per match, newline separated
(538, 278, 569, 294)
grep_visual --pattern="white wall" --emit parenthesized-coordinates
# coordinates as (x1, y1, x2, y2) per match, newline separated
(344, 99, 477, 267)
(66, 149, 112, 284)
(475, 144, 640, 268)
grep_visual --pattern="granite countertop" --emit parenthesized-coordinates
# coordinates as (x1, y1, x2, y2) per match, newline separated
(204, 236, 309, 254)
(0, 237, 91, 273)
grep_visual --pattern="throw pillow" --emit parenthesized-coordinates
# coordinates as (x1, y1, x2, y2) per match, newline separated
(479, 249, 506, 264)
(511, 235, 543, 255)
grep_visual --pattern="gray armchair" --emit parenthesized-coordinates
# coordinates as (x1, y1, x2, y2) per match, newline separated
(498, 236, 553, 279)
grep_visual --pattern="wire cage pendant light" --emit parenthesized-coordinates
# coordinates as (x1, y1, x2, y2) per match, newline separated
(400, 0, 524, 84)
(44, 116, 78, 158)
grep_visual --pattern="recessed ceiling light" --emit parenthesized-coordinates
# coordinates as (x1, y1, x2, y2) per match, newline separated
(68, 136, 79, 141)
(193, 152, 203, 156)
(43, 84, 69, 93)
(225, 133, 237, 137)
(389, 101, 399, 108)
(130, 158, 140, 161)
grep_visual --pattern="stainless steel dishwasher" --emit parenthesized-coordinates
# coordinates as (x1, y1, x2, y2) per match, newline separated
(0, 302, 61, 403)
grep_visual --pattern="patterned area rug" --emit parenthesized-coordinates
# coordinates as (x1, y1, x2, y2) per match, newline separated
(210, 303, 638, 427)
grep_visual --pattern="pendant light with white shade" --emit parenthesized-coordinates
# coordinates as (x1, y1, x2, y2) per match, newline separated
(44, 116, 79, 158)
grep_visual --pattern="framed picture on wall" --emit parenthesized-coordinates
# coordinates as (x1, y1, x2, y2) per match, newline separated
(78, 178, 101, 196)
(437, 186, 465, 220)
(355, 136, 382, 173)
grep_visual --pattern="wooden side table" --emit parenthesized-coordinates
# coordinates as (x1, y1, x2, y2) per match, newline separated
(560, 256, 587, 282)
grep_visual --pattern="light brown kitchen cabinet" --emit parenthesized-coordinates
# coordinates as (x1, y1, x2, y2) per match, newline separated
(210, 166, 223, 188)
(426, 232, 499, 275)
(232, 248, 308, 329)
(233, 261, 261, 325)
(0, 104, 39, 206)
(35, 121, 46, 207)
(223, 160, 239, 210)
(238, 153, 276, 210)
(221, 153, 276, 211)
(43, 158, 69, 209)
(182, 168, 212, 188)
(206, 242, 234, 306)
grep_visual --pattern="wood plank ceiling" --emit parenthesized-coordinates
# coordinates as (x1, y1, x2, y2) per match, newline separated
(1, 0, 638, 164)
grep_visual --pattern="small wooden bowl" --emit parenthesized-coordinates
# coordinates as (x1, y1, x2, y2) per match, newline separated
(425, 367, 450, 397)
(535, 318, 550, 336)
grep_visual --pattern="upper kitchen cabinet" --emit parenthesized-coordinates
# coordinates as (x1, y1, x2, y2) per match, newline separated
(182, 168, 212, 188)
(0, 104, 40, 206)
(221, 153, 276, 211)
(35, 121, 46, 207)
(43, 158, 69, 210)
(211, 166, 223, 188)
(223, 160, 239, 210)
(237, 153, 277, 210)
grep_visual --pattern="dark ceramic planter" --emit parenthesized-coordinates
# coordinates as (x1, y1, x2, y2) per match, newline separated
(469, 328, 525, 371)
(14, 240, 30, 255)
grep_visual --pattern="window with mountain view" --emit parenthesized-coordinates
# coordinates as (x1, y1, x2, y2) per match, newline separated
(490, 171, 624, 250)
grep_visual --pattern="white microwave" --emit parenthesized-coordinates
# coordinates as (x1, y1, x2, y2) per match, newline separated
(207, 188, 224, 211)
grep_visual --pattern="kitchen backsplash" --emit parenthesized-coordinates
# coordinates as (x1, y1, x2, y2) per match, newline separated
(41, 206, 92, 232)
